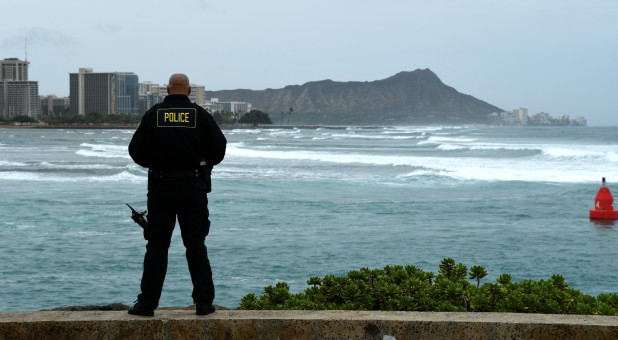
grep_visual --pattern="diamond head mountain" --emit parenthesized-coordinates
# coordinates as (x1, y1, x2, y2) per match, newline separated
(205, 68, 503, 125)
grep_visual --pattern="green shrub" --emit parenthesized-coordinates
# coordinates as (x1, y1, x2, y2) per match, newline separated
(237, 258, 618, 315)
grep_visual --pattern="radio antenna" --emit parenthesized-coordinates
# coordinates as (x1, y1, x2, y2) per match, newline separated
(25, 37, 28, 61)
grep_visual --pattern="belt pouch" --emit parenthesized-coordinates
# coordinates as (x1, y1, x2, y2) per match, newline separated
(199, 167, 212, 193)
(148, 169, 162, 190)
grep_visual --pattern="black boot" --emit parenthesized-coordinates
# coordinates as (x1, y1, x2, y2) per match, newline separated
(128, 302, 154, 316)
(196, 304, 215, 316)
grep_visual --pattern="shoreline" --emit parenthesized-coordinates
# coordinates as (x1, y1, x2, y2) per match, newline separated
(0, 123, 347, 130)
(0, 122, 596, 130)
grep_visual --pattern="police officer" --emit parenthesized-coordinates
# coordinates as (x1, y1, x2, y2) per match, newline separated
(127, 73, 226, 316)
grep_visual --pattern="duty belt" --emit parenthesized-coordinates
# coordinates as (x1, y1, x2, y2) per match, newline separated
(149, 168, 200, 180)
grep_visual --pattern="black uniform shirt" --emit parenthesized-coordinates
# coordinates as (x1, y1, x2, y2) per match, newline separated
(128, 94, 226, 171)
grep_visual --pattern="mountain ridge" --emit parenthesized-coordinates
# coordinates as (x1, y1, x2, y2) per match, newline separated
(205, 69, 503, 125)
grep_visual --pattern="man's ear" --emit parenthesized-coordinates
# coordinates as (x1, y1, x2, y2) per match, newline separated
(166, 85, 171, 94)
(187, 87, 192, 95)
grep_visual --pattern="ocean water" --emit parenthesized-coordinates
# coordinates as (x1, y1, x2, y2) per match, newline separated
(1, 125, 617, 312)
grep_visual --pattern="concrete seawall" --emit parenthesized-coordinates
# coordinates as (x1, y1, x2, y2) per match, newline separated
(2, 310, 618, 339)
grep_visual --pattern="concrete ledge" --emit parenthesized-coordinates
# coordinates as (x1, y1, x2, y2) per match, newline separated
(1, 310, 618, 339)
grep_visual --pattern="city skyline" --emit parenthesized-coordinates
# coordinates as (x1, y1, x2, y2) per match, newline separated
(2, 0, 617, 125)
(0, 57, 590, 125)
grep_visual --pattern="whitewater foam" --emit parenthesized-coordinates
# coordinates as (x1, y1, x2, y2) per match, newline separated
(76, 143, 131, 159)
(0, 170, 144, 183)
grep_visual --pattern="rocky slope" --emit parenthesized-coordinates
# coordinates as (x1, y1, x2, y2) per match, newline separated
(205, 69, 503, 125)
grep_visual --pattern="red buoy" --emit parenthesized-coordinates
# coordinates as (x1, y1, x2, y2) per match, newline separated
(589, 177, 618, 220)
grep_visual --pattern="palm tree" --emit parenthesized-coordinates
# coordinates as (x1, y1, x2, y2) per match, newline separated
(287, 107, 293, 125)
(469, 265, 488, 288)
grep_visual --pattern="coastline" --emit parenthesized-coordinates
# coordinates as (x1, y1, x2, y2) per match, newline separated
(0, 123, 356, 130)
(1, 122, 594, 130)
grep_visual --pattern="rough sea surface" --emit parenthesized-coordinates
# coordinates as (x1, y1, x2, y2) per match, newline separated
(1, 126, 617, 311)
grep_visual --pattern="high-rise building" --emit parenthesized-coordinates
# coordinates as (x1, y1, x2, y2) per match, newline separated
(1, 58, 29, 80)
(137, 81, 207, 113)
(40, 95, 69, 116)
(513, 107, 528, 125)
(221, 101, 251, 114)
(69, 68, 139, 115)
(0, 58, 39, 118)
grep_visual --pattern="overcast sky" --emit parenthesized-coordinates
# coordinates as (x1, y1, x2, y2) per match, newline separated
(2, 0, 616, 125)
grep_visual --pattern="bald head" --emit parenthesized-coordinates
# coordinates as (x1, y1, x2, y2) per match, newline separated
(167, 73, 191, 95)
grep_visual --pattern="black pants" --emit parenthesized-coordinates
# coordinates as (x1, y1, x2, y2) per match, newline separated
(137, 176, 214, 309)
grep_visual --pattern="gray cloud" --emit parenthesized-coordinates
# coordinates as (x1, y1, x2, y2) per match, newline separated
(1, 27, 76, 49)
(95, 24, 122, 33)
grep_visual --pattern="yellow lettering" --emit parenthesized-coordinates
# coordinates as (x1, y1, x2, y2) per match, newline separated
(158, 110, 193, 125)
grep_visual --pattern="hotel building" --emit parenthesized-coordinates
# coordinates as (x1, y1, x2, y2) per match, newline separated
(0, 58, 39, 118)
(69, 68, 139, 115)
